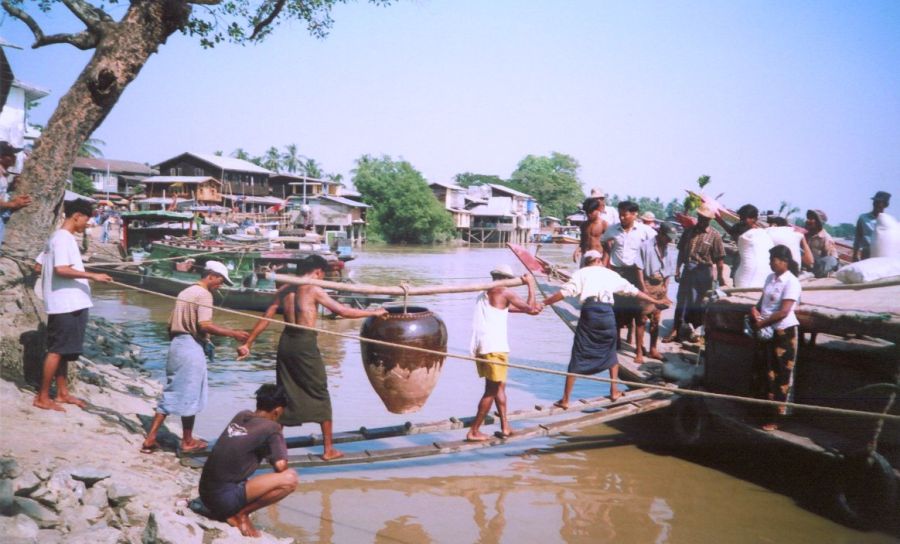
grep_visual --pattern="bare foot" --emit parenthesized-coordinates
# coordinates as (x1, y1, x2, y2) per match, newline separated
(140, 441, 159, 454)
(33, 397, 66, 412)
(227, 514, 261, 538)
(495, 429, 515, 439)
(609, 390, 622, 402)
(648, 350, 663, 360)
(57, 394, 86, 408)
(321, 448, 344, 461)
(180, 439, 208, 453)
(466, 431, 491, 442)
(661, 334, 678, 344)
(553, 400, 569, 410)
(634, 354, 644, 364)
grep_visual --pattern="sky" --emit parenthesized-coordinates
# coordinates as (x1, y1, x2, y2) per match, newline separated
(2, 0, 898, 224)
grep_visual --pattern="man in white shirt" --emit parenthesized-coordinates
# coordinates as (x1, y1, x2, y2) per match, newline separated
(0, 141, 32, 247)
(34, 199, 113, 411)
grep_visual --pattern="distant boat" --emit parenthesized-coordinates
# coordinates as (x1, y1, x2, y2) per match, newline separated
(551, 227, 580, 244)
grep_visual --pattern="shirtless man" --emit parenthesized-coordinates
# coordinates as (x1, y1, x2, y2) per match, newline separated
(467, 265, 538, 442)
(238, 255, 386, 460)
(572, 197, 608, 266)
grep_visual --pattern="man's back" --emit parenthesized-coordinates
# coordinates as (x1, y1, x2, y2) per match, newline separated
(200, 410, 286, 489)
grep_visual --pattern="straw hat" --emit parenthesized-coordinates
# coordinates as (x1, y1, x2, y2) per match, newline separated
(490, 264, 515, 279)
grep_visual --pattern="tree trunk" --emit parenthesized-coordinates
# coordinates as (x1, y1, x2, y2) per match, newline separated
(0, 0, 190, 382)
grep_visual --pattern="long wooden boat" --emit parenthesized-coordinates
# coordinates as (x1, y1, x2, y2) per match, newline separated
(95, 239, 392, 312)
(690, 278, 900, 529)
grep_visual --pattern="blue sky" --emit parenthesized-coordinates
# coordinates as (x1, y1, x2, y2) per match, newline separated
(2, 0, 898, 224)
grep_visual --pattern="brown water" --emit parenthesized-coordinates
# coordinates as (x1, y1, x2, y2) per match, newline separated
(92, 244, 897, 543)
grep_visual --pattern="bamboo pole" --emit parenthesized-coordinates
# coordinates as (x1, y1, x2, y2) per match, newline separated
(271, 273, 526, 295)
(722, 277, 900, 294)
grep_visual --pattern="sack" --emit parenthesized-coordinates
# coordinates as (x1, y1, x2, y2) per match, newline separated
(871, 213, 900, 258)
(767, 226, 803, 265)
(835, 257, 900, 284)
(735, 229, 773, 288)
(743, 315, 774, 341)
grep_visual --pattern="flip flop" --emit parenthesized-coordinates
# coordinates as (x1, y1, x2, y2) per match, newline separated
(494, 431, 515, 439)
(180, 440, 208, 453)
(553, 401, 569, 410)
(140, 443, 159, 454)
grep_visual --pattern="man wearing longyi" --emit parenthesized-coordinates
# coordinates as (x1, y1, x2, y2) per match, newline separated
(238, 255, 387, 461)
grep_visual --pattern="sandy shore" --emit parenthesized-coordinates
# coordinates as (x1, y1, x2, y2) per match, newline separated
(0, 317, 293, 543)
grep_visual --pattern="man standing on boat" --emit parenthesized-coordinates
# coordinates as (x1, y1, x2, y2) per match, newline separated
(466, 264, 538, 442)
(665, 204, 725, 343)
(237, 255, 387, 461)
(541, 250, 667, 405)
(853, 191, 891, 261)
(601, 200, 654, 357)
(573, 197, 608, 266)
(140, 261, 250, 454)
(636, 223, 677, 362)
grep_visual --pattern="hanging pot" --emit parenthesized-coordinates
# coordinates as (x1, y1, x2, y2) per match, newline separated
(360, 306, 448, 414)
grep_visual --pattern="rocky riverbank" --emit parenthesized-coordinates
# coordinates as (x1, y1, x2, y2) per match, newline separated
(0, 317, 292, 543)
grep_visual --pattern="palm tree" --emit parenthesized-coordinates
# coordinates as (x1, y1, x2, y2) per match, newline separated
(262, 146, 281, 172)
(777, 200, 800, 220)
(302, 158, 323, 179)
(326, 172, 344, 184)
(281, 143, 301, 174)
(78, 137, 106, 158)
(231, 148, 251, 161)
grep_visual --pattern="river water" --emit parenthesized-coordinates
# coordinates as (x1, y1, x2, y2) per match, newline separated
(91, 244, 896, 543)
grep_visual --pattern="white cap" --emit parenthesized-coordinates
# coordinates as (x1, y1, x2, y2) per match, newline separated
(204, 260, 234, 286)
(490, 264, 515, 278)
(590, 187, 607, 198)
(640, 211, 656, 222)
(583, 249, 603, 261)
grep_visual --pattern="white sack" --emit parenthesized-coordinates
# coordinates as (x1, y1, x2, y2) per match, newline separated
(767, 226, 803, 265)
(835, 257, 900, 284)
(871, 213, 900, 258)
(735, 228, 774, 288)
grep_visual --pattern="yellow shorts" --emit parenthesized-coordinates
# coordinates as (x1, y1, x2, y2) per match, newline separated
(476, 352, 509, 383)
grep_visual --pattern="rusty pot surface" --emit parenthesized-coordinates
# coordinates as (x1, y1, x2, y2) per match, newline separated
(360, 305, 448, 414)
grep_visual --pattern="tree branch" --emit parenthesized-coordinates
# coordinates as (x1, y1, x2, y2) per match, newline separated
(60, 0, 113, 31)
(249, 0, 287, 40)
(0, 1, 99, 50)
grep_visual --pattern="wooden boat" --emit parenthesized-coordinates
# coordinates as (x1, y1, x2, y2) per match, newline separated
(551, 227, 580, 244)
(686, 278, 900, 529)
(118, 210, 194, 256)
(96, 239, 392, 312)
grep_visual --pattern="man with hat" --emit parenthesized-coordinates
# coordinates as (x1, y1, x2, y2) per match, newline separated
(0, 140, 32, 247)
(804, 209, 838, 278)
(590, 187, 620, 226)
(636, 223, 677, 361)
(466, 264, 538, 441)
(639, 211, 658, 232)
(141, 260, 251, 454)
(665, 203, 725, 343)
(853, 191, 891, 261)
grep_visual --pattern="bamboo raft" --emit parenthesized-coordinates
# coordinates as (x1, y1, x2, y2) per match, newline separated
(181, 389, 673, 469)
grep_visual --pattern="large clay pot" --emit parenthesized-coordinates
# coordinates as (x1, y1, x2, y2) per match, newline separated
(360, 306, 448, 414)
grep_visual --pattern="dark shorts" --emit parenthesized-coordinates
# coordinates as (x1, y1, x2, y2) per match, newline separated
(200, 480, 247, 520)
(47, 308, 89, 359)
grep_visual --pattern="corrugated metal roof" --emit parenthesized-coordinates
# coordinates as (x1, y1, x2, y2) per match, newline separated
(186, 152, 273, 175)
(321, 195, 371, 208)
(142, 176, 221, 185)
(222, 195, 284, 204)
(73, 157, 155, 175)
(488, 183, 532, 198)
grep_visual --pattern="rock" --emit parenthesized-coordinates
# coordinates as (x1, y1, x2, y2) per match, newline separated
(62, 510, 91, 533)
(82, 486, 109, 508)
(142, 511, 204, 544)
(0, 478, 14, 515)
(13, 496, 60, 528)
(0, 513, 39, 540)
(35, 529, 65, 544)
(33, 465, 53, 481)
(123, 499, 149, 524)
(65, 525, 123, 544)
(47, 471, 85, 502)
(79, 504, 105, 522)
(13, 471, 42, 496)
(0, 457, 22, 479)
(106, 481, 137, 506)
(29, 485, 58, 508)
(70, 467, 111, 487)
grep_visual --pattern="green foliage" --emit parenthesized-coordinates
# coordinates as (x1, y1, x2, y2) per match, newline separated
(302, 158, 323, 179)
(262, 146, 281, 172)
(281, 144, 301, 174)
(71, 171, 94, 196)
(777, 200, 800, 221)
(829, 223, 855, 240)
(454, 172, 504, 188)
(352, 155, 455, 244)
(77, 137, 105, 158)
(682, 174, 710, 213)
(506, 152, 584, 219)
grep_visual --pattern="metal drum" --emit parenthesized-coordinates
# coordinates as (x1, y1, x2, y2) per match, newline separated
(360, 306, 448, 414)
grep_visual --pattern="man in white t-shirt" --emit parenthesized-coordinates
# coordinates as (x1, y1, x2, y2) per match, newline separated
(590, 187, 620, 226)
(33, 199, 113, 411)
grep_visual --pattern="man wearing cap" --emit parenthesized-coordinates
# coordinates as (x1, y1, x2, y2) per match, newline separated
(140, 260, 250, 454)
(639, 211, 658, 232)
(636, 223, 677, 361)
(541, 250, 667, 405)
(804, 209, 838, 278)
(590, 188, 620, 226)
(853, 191, 891, 261)
(665, 204, 725, 343)
(466, 264, 538, 441)
(0, 141, 32, 247)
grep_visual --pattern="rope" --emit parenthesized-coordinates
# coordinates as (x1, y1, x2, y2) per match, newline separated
(5, 249, 896, 423)
(95, 276, 898, 423)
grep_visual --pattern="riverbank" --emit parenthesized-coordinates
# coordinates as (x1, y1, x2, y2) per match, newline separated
(0, 317, 291, 543)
